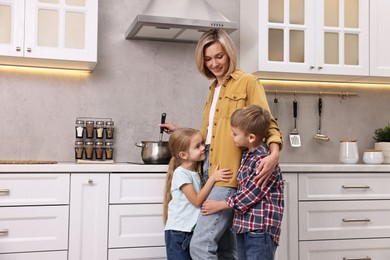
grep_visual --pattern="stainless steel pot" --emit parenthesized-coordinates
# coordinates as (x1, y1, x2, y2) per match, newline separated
(135, 141, 171, 164)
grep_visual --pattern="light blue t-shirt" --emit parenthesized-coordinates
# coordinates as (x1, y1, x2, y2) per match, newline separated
(164, 166, 202, 232)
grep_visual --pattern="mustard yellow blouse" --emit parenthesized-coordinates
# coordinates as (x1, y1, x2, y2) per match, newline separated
(200, 70, 283, 188)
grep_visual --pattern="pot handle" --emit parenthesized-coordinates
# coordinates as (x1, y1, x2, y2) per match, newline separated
(135, 142, 145, 148)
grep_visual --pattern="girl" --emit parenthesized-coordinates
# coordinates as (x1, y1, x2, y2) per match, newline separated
(163, 128, 232, 260)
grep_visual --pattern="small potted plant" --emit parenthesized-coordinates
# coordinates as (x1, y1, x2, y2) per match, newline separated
(374, 123, 390, 163)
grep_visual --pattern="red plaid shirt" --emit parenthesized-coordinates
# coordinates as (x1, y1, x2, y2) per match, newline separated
(226, 145, 284, 244)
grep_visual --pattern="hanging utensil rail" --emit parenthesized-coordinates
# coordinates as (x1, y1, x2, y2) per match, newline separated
(265, 90, 358, 99)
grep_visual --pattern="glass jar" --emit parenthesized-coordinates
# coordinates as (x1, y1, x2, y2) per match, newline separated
(85, 141, 94, 159)
(105, 141, 114, 160)
(75, 141, 84, 159)
(75, 120, 85, 138)
(96, 121, 104, 139)
(95, 141, 104, 160)
(105, 121, 114, 139)
(86, 120, 95, 139)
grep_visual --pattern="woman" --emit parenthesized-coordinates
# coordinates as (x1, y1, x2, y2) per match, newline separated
(161, 28, 283, 260)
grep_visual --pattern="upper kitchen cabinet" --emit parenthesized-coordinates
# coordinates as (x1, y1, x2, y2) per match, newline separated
(240, 0, 369, 80)
(0, 0, 98, 71)
(370, 0, 390, 77)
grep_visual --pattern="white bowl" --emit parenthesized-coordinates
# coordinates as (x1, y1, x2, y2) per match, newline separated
(363, 150, 384, 164)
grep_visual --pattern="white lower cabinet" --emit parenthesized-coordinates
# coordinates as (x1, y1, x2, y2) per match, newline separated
(299, 200, 390, 240)
(275, 173, 298, 260)
(0, 173, 69, 258)
(300, 238, 390, 260)
(0, 206, 68, 253)
(298, 172, 390, 260)
(68, 174, 109, 260)
(109, 173, 167, 259)
(109, 204, 165, 248)
(108, 247, 167, 260)
(0, 251, 68, 260)
(3, 169, 390, 259)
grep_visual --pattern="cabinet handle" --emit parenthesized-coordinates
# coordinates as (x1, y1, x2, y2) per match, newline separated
(88, 179, 94, 185)
(343, 257, 371, 260)
(342, 185, 370, 189)
(0, 189, 10, 195)
(27, 48, 32, 52)
(342, 218, 371, 223)
(0, 229, 9, 235)
(318, 66, 323, 70)
(16, 47, 21, 52)
(309, 66, 315, 69)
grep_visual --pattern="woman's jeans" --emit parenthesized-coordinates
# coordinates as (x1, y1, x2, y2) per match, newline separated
(236, 231, 277, 260)
(190, 145, 237, 260)
(165, 230, 193, 260)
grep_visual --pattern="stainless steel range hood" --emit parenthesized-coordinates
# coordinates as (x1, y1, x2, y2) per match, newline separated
(125, 0, 238, 43)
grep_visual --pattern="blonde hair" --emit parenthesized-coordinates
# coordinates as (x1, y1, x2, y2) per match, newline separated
(163, 128, 201, 224)
(195, 29, 237, 81)
(230, 105, 271, 140)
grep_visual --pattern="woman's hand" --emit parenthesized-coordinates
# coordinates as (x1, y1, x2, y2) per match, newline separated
(211, 165, 233, 183)
(159, 121, 178, 134)
(201, 200, 229, 215)
(254, 143, 280, 187)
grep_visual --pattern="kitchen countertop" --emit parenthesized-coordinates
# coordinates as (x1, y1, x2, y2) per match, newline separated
(0, 162, 390, 173)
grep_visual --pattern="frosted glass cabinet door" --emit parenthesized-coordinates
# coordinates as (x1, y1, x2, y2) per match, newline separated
(315, 0, 369, 75)
(24, 0, 97, 62)
(0, 0, 24, 57)
(259, 0, 316, 73)
(370, 0, 390, 76)
(240, 0, 369, 77)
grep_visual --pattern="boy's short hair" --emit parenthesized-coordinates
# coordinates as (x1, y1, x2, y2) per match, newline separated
(230, 105, 271, 139)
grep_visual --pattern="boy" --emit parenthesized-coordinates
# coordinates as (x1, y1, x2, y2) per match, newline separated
(201, 105, 284, 260)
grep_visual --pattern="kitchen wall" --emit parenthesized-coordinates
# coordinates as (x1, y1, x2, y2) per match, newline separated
(0, 0, 389, 164)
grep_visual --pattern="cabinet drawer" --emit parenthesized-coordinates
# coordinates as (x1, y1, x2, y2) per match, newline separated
(110, 174, 165, 204)
(299, 173, 390, 200)
(0, 251, 67, 260)
(0, 174, 70, 206)
(108, 247, 166, 260)
(0, 206, 69, 253)
(109, 204, 165, 248)
(300, 238, 390, 260)
(299, 200, 390, 240)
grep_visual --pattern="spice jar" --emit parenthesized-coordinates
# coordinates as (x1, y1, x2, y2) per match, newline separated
(105, 141, 114, 160)
(85, 141, 94, 159)
(95, 141, 104, 160)
(75, 141, 84, 159)
(96, 121, 104, 139)
(105, 121, 114, 139)
(86, 120, 95, 139)
(75, 120, 85, 138)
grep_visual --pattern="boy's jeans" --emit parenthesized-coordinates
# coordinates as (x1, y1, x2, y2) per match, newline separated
(236, 230, 277, 260)
(165, 230, 193, 260)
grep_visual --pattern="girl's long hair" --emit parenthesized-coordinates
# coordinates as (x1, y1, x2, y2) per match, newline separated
(163, 128, 199, 224)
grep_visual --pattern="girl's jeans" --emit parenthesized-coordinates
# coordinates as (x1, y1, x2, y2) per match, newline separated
(236, 230, 277, 260)
(165, 230, 193, 260)
(190, 145, 237, 260)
